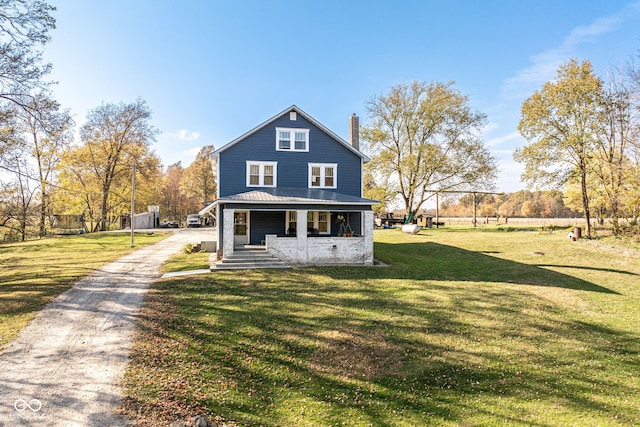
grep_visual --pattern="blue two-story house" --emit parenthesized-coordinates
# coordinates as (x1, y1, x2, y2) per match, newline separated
(200, 105, 378, 266)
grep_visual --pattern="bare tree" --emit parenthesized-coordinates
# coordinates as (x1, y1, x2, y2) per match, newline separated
(0, 0, 56, 109)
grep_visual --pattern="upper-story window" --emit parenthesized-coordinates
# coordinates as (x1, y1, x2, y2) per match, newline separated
(276, 128, 309, 152)
(246, 161, 277, 187)
(309, 163, 337, 189)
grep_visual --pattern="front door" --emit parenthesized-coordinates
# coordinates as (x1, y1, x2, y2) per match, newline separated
(233, 211, 249, 246)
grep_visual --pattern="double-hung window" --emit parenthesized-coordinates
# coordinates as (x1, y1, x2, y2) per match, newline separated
(308, 163, 337, 189)
(285, 211, 297, 235)
(246, 161, 277, 187)
(307, 211, 330, 234)
(276, 128, 309, 152)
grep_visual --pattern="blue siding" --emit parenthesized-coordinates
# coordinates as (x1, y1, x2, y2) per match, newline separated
(250, 211, 285, 245)
(218, 112, 362, 197)
(331, 212, 362, 236)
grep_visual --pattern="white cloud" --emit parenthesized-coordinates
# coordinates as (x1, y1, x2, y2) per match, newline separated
(486, 131, 521, 147)
(501, 2, 640, 100)
(182, 147, 201, 157)
(482, 121, 500, 134)
(170, 129, 201, 141)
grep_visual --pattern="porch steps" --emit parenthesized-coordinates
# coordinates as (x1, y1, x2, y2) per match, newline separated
(211, 246, 289, 270)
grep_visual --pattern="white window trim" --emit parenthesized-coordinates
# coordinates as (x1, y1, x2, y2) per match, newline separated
(307, 211, 331, 235)
(276, 127, 309, 152)
(308, 163, 337, 189)
(285, 210, 297, 235)
(246, 161, 277, 187)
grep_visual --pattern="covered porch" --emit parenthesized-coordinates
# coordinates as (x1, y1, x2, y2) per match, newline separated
(200, 188, 378, 266)
(221, 208, 374, 265)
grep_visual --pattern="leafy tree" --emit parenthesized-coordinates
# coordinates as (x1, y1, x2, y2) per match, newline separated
(13, 93, 74, 236)
(63, 99, 160, 231)
(159, 162, 188, 221)
(622, 165, 640, 223)
(520, 200, 540, 218)
(363, 168, 393, 215)
(516, 59, 602, 237)
(54, 144, 102, 230)
(362, 81, 497, 215)
(438, 190, 579, 218)
(592, 68, 639, 232)
(2, 145, 37, 240)
(0, 0, 56, 109)
(181, 145, 216, 212)
(497, 200, 512, 218)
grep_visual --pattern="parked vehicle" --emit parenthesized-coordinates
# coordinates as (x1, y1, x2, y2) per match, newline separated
(159, 221, 179, 228)
(186, 214, 202, 228)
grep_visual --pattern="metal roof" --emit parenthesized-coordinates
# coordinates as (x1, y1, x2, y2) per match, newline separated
(199, 188, 378, 215)
(219, 188, 378, 205)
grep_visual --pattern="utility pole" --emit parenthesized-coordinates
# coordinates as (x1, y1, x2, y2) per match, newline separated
(131, 164, 136, 247)
(435, 191, 440, 228)
(424, 189, 504, 228)
(473, 192, 477, 228)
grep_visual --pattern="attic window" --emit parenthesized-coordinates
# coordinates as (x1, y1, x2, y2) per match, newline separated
(290, 111, 297, 120)
(276, 127, 309, 152)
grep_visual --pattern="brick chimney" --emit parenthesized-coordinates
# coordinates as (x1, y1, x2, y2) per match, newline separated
(349, 113, 360, 151)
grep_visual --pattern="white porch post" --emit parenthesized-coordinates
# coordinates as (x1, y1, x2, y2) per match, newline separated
(296, 209, 308, 263)
(223, 208, 235, 258)
(364, 210, 374, 265)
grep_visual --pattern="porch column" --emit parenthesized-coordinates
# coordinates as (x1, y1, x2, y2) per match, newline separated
(223, 208, 235, 257)
(296, 209, 308, 263)
(363, 210, 374, 265)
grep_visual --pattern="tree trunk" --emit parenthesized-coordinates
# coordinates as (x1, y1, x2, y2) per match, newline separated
(580, 166, 592, 238)
(39, 186, 47, 237)
(20, 206, 27, 242)
(100, 190, 109, 231)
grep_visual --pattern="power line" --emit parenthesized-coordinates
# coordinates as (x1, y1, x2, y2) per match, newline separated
(0, 163, 131, 200)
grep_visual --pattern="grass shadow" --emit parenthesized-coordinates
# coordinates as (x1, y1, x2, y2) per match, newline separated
(362, 241, 618, 294)
(122, 231, 640, 425)
(125, 268, 637, 425)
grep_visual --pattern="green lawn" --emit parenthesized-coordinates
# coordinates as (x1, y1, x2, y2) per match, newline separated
(0, 232, 168, 348)
(122, 227, 640, 426)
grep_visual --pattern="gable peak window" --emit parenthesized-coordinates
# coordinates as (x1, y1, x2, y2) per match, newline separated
(246, 161, 277, 187)
(309, 163, 337, 189)
(276, 127, 309, 152)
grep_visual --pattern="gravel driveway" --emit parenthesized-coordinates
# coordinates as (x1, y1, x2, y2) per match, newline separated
(0, 229, 212, 426)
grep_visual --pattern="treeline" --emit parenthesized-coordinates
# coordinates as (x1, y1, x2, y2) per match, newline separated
(0, 96, 216, 240)
(0, 2, 215, 241)
(436, 190, 581, 218)
(515, 58, 640, 237)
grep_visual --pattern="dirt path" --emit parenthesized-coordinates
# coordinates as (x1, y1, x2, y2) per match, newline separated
(0, 230, 212, 426)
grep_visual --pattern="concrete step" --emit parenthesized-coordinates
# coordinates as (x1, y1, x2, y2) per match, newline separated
(211, 248, 289, 270)
(223, 253, 277, 261)
(211, 262, 289, 270)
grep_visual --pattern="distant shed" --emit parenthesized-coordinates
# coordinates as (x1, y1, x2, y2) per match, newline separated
(417, 214, 433, 228)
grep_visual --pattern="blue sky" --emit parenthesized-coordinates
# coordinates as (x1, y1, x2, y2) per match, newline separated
(43, 0, 640, 193)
